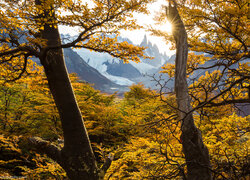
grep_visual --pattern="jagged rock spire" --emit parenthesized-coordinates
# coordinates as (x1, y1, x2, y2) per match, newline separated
(140, 34, 148, 47)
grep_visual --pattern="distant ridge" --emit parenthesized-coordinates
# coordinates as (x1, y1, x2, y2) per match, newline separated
(63, 48, 128, 93)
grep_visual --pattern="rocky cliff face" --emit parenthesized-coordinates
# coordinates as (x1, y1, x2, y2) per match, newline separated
(140, 35, 169, 67)
(63, 48, 127, 93)
(73, 34, 171, 87)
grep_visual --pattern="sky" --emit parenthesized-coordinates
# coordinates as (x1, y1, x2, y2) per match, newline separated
(59, 0, 175, 56)
(120, 0, 174, 55)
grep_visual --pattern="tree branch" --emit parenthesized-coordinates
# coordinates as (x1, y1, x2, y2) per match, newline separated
(205, 99, 250, 107)
(193, 75, 250, 111)
(5, 54, 28, 82)
(28, 137, 62, 164)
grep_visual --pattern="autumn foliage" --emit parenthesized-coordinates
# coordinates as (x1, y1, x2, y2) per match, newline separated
(0, 63, 249, 179)
(0, 0, 249, 179)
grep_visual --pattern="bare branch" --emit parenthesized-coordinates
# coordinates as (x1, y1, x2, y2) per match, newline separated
(28, 137, 62, 164)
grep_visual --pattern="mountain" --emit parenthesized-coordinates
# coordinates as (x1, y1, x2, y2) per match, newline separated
(103, 60, 141, 79)
(140, 35, 169, 67)
(63, 48, 128, 93)
(73, 48, 136, 86)
(73, 34, 171, 88)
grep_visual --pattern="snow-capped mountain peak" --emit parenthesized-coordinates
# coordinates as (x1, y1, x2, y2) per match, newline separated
(73, 34, 170, 86)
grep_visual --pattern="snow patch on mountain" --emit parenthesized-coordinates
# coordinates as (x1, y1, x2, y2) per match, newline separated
(102, 72, 135, 86)
(75, 49, 114, 70)
(75, 48, 134, 85)
(130, 61, 156, 74)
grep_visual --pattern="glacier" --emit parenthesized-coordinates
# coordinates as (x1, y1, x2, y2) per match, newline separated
(59, 33, 173, 89)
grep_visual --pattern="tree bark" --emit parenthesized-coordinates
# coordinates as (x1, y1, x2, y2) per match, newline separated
(34, 0, 103, 179)
(40, 24, 100, 180)
(166, 1, 212, 179)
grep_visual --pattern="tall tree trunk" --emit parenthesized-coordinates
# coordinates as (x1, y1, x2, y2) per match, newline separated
(40, 24, 100, 180)
(32, 0, 102, 179)
(166, 1, 212, 179)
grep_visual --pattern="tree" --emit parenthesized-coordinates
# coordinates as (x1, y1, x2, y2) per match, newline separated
(165, 1, 212, 179)
(151, 0, 249, 179)
(0, 60, 60, 139)
(0, 0, 152, 179)
(106, 84, 183, 179)
(175, 0, 249, 112)
(155, 0, 249, 111)
(0, 63, 248, 179)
